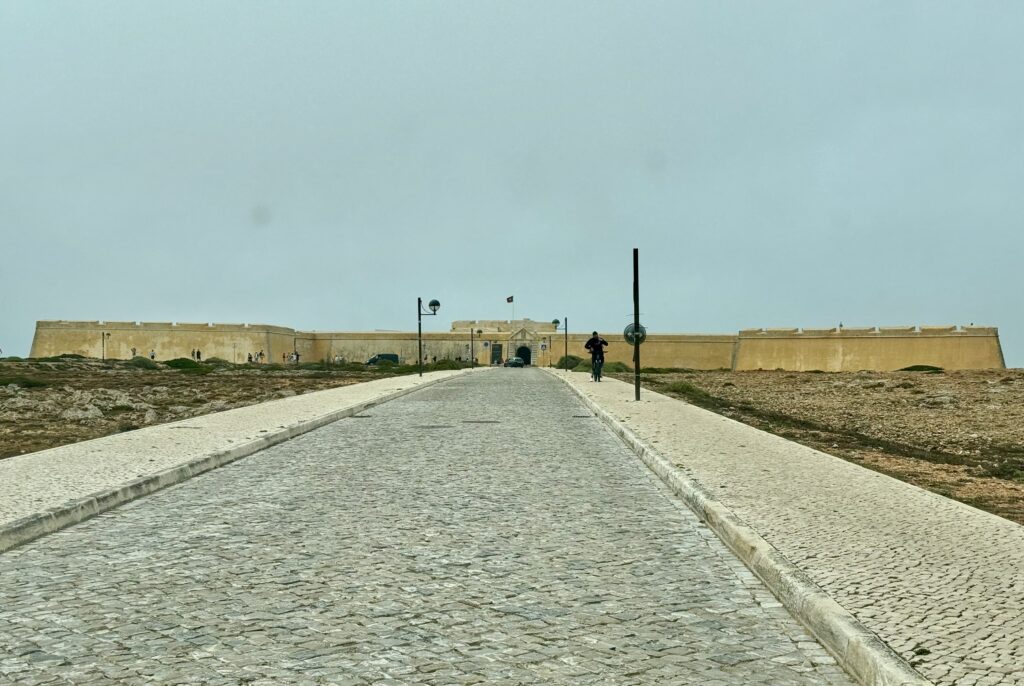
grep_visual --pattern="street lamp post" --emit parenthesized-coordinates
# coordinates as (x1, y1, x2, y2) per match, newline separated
(101, 332, 110, 361)
(469, 327, 481, 367)
(418, 297, 441, 377)
(552, 318, 568, 370)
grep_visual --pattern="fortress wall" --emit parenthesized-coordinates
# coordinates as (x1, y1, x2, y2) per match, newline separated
(628, 335, 736, 369)
(593, 333, 737, 370)
(29, 321, 1005, 371)
(734, 327, 1004, 371)
(30, 323, 492, 365)
(30, 321, 296, 363)
(309, 332, 479, 365)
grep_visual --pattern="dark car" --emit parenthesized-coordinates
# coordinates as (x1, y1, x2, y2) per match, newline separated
(366, 353, 400, 365)
(504, 356, 525, 367)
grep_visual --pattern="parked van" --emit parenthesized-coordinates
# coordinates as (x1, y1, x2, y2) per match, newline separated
(366, 353, 400, 365)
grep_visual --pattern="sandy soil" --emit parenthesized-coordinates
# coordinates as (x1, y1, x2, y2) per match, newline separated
(607, 368, 1024, 524)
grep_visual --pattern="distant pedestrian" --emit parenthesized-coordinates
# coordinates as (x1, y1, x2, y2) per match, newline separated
(294, 351, 300, 364)
(149, 349, 156, 360)
(258, 350, 264, 363)
(584, 331, 608, 382)
(196, 349, 202, 362)
(191, 349, 196, 361)
(282, 352, 287, 363)
(247, 352, 253, 363)
(131, 347, 137, 357)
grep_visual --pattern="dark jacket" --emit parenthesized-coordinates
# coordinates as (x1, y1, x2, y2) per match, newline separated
(584, 336, 608, 360)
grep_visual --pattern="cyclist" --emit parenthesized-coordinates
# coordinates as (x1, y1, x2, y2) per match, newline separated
(584, 331, 608, 382)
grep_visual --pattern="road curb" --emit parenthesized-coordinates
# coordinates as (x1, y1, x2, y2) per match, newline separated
(0, 370, 473, 555)
(549, 371, 931, 686)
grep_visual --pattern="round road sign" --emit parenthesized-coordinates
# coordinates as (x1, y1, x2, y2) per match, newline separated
(624, 323, 647, 346)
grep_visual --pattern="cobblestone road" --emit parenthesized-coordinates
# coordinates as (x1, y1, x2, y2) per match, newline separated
(556, 370, 1024, 686)
(0, 370, 851, 685)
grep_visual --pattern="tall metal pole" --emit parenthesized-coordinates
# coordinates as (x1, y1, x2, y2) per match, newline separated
(564, 317, 568, 371)
(470, 327, 474, 368)
(417, 297, 424, 377)
(633, 249, 641, 401)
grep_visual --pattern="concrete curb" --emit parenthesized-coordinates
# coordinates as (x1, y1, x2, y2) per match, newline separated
(0, 370, 472, 555)
(549, 371, 931, 686)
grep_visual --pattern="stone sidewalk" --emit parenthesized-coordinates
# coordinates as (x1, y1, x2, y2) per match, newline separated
(551, 370, 1024, 686)
(0, 369, 479, 552)
(0, 369, 852, 685)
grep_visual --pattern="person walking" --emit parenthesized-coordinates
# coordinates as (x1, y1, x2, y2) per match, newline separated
(149, 349, 156, 360)
(584, 331, 608, 382)
(191, 349, 196, 361)
(196, 349, 202, 362)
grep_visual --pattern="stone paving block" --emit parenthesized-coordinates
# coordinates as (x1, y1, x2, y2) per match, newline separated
(1, 370, 852, 684)
(553, 369, 1023, 686)
(0, 370, 476, 553)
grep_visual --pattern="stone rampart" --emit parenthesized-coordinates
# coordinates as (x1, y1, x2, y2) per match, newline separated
(597, 334, 737, 370)
(29, 321, 1006, 371)
(30, 321, 296, 364)
(734, 326, 1004, 371)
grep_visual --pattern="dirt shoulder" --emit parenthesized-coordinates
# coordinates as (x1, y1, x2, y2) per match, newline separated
(0, 356, 442, 459)
(607, 368, 1024, 525)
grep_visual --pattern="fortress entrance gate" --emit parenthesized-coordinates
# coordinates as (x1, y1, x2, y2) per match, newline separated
(516, 346, 532, 365)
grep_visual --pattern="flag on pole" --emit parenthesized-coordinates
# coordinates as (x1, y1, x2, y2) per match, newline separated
(506, 295, 514, 303)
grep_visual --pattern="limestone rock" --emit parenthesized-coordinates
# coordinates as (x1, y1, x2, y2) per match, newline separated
(60, 404, 103, 421)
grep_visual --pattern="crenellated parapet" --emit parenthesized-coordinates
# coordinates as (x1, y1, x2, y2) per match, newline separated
(451, 319, 558, 333)
(739, 325, 998, 337)
(34, 320, 299, 334)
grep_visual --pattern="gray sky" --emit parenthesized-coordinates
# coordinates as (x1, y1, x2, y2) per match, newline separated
(2, 1, 1022, 364)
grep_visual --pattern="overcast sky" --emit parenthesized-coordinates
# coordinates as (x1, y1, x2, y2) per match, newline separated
(2, 2, 1022, 364)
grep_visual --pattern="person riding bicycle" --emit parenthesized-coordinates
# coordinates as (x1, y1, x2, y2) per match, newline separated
(584, 331, 608, 382)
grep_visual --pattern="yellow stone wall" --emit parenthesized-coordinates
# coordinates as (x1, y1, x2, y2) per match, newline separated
(29, 321, 292, 364)
(29, 321, 1006, 371)
(733, 326, 1005, 371)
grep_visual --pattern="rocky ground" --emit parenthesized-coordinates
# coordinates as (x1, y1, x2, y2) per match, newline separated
(0, 355, 436, 459)
(607, 368, 1024, 525)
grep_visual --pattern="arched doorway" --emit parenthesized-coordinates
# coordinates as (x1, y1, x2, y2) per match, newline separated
(516, 345, 532, 366)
